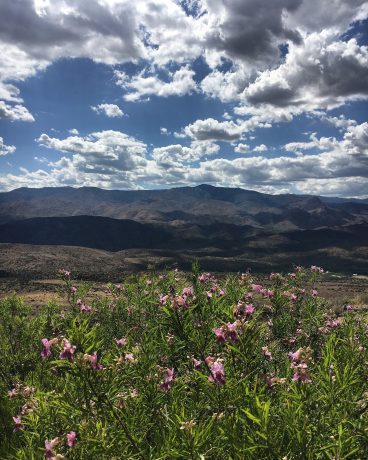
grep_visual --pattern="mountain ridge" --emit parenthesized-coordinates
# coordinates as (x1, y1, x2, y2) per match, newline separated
(0, 184, 367, 275)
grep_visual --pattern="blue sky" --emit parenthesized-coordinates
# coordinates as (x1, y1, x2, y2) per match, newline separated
(0, 0, 367, 197)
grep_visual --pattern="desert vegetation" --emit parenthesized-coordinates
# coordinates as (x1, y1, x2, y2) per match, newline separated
(1, 265, 368, 459)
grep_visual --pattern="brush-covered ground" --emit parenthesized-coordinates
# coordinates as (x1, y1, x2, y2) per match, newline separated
(1, 265, 368, 459)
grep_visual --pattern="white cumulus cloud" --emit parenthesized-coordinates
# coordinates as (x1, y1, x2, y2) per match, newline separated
(91, 104, 124, 118)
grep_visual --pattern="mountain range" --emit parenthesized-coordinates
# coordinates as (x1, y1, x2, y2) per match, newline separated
(0, 184, 367, 278)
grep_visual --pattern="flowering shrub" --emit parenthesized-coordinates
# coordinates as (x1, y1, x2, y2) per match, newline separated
(0, 265, 368, 458)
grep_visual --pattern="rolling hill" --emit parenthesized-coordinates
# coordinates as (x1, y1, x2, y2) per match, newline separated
(0, 184, 367, 277)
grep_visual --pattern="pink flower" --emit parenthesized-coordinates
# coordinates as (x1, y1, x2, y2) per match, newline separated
(66, 431, 77, 448)
(289, 348, 312, 384)
(13, 415, 23, 431)
(59, 269, 70, 277)
(311, 289, 318, 297)
(325, 318, 341, 329)
(193, 358, 202, 369)
(208, 360, 225, 385)
(41, 338, 58, 359)
(115, 337, 127, 348)
(262, 289, 274, 299)
(251, 284, 263, 293)
(213, 327, 226, 343)
(345, 304, 353, 312)
(124, 353, 135, 363)
(311, 265, 324, 273)
(292, 370, 311, 384)
(289, 348, 303, 362)
(8, 388, 17, 399)
(59, 339, 76, 361)
(226, 322, 239, 342)
(160, 368, 175, 391)
(182, 287, 194, 297)
(198, 273, 212, 283)
(70, 286, 77, 294)
(261, 346, 272, 360)
(80, 303, 92, 313)
(173, 295, 188, 308)
(45, 438, 60, 459)
(84, 352, 103, 370)
(159, 294, 169, 305)
(245, 303, 255, 317)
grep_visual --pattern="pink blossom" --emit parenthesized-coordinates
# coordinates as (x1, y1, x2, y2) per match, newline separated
(66, 431, 77, 448)
(289, 348, 303, 362)
(325, 318, 342, 329)
(124, 353, 135, 363)
(261, 346, 272, 360)
(80, 303, 92, 313)
(160, 368, 175, 391)
(159, 294, 169, 305)
(70, 286, 77, 294)
(311, 265, 324, 273)
(59, 339, 76, 361)
(292, 370, 311, 384)
(226, 322, 239, 342)
(115, 337, 127, 348)
(193, 358, 202, 369)
(198, 273, 212, 283)
(59, 269, 71, 277)
(45, 438, 60, 459)
(261, 289, 274, 299)
(41, 338, 58, 359)
(345, 304, 353, 312)
(213, 327, 226, 343)
(251, 284, 263, 293)
(84, 352, 103, 370)
(311, 289, 318, 297)
(208, 360, 225, 385)
(173, 295, 188, 308)
(245, 303, 255, 317)
(13, 415, 23, 431)
(182, 287, 194, 297)
(8, 388, 17, 399)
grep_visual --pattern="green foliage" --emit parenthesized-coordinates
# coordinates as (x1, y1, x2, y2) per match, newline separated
(0, 266, 367, 459)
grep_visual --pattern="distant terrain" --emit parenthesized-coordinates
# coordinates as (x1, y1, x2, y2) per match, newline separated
(0, 184, 367, 278)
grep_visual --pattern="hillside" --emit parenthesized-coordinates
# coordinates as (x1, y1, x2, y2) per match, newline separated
(0, 185, 367, 276)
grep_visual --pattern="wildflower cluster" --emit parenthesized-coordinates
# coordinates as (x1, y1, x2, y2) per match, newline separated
(1, 265, 367, 459)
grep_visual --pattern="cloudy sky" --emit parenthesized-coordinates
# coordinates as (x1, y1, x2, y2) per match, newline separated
(0, 0, 367, 197)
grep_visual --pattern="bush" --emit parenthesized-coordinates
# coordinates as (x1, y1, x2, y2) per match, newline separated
(1, 265, 367, 459)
